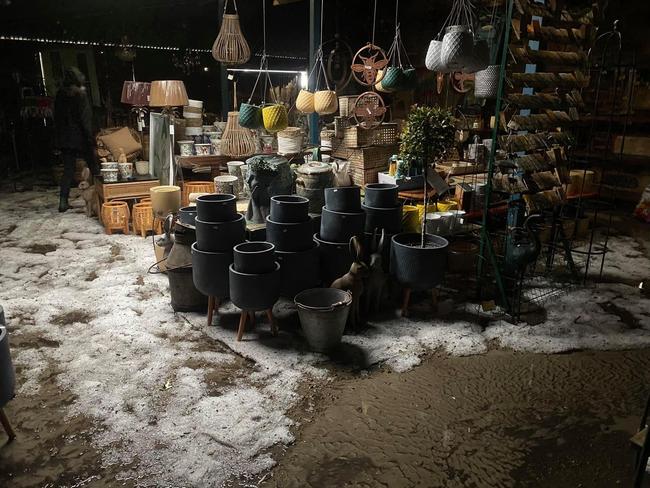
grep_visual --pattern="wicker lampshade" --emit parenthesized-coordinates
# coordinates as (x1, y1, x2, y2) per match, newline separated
(121, 81, 151, 106)
(149, 80, 189, 107)
(221, 111, 257, 158)
(212, 13, 251, 65)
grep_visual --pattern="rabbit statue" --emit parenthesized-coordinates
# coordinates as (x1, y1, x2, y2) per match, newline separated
(331, 236, 368, 331)
(78, 167, 98, 217)
(364, 228, 387, 316)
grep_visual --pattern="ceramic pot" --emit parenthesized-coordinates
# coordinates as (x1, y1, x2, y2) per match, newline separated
(296, 90, 315, 114)
(191, 243, 231, 298)
(229, 262, 281, 312)
(364, 183, 399, 208)
(233, 241, 276, 274)
(178, 206, 198, 226)
(381, 67, 405, 91)
(425, 40, 447, 72)
(295, 162, 335, 214)
(227, 161, 245, 195)
(313, 233, 353, 286)
(314, 90, 338, 115)
(118, 162, 133, 179)
(375, 69, 394, 93)
(135, 160, 149, 175)
(295, 287, 352, 352)
(324, 186, 361, 212)
(195, 143, 212, 156)
(441, 25, 474, 72)
(195, 214, 246, 252)
(195, 193, 237, 221)
(214, 175, 239, 195)
(275, 243, 321, 298)
(320, 207, 365, 243)
(150, 185, 181, 218)
(101, 169, 118, 183)
(239, 102, 263, 129)
(101, 161, 119, 170)
(362, 203, 403, 234)
(270, 195, 310, 223)
(262, 104, 289, 133)
(178, 140, 195, 156)
(390, 233, 449, 290)
(266, 217, 314, 252)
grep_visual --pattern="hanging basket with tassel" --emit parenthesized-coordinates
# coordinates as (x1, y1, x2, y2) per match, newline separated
(212, 0, 251, 66)
(221, 111, 257, 158)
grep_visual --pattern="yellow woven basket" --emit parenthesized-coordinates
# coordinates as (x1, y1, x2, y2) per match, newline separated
(314, 90, 338, 115)
(296, 90, 315, 114)
(262, 104, 289, 133)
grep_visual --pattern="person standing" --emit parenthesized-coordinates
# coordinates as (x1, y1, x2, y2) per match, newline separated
(54, 67, 97, 212)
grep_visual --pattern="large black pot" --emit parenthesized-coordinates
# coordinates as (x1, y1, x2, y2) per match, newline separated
(233, 241, 276, 274)
(196, 193, 237, 222)
(314, 233, 353, 286)
(229, 262, 281, 311)
(195, 214, 246, 252)
(364, 183, 399, 208)
(362, 203, 403, 234)
(191, 242, 231, 298)
(320, 207, 365, 243)
(390, 233, 449, 290)
(270, 195, 310, 223)
(178, 206, 197, 226)
(266, 217, 314, 252)
(276, 243, 321, 298)
(324, 186, 361, 212)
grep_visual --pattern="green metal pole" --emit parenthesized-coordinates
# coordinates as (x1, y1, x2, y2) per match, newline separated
(477, 0, 514, 309)
(308, 0, 321, 146)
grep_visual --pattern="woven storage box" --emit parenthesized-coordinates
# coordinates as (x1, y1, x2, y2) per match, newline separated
(342, 123, 398, 148)
(332, 144, 398, 171)
(350, 166, 389, 186)
(338, 95, 361, 117)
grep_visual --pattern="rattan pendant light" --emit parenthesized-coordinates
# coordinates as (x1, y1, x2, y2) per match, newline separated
(212, 0, 251, 65)
(221, 111, 257, 158)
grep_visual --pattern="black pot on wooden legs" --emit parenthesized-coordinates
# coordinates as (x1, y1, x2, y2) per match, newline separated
(191, 243, 232, 326)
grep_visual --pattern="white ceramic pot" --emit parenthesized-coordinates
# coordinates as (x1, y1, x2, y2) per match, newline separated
(214, 175, 239, 195)
(195, 143, 212, 156)
(118, 162, 133, 179)
(135, 160, 150, 176)
(101, 169, 119, 183)
(177, 140, 195, 156)
(101, 162, 119, 171)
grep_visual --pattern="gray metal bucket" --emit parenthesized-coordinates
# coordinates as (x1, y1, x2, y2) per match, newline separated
(294, 288, 352, 352)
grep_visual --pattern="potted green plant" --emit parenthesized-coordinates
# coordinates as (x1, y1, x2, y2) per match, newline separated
(391, 105, 455, 291)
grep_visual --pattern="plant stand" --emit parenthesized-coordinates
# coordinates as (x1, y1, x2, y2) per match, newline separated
(206, 296, 221, 327)
(401, 287, 439, 317)
(236, 309, 277, 342)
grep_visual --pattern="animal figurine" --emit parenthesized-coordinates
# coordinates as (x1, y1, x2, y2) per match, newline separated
(364, 228, 388, 316)
(331, 236, 368, 331)
(503, 214, 542, 279)
(78, 167, 98, 217)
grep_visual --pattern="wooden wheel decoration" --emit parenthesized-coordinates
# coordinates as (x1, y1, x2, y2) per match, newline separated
(353, 91, 386, 129)
(351, 43, 388, 86)
(451, 72, 475, 94)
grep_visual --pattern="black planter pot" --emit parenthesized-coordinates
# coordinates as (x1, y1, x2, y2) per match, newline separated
(266, 217, 314, 252)
(320, 207, 365, 243)
(324, 186, 361, 212)
(233, 241, 276, 274)
(229, 262, 281, 311)
(178, 206, 197, 226)
(270, 195, 310, 223)
(196, 193, 237, 222)
(195, 214, 246, 252)
(390, 233, 449, 290)
(314, 233, 353, 286)
(276, 243, 321, 298)
(362, 203, 403, 234)
(364, 183, 399, 208)
(191, 243, 232, 298)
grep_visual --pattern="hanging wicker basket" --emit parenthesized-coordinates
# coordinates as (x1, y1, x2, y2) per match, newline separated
(375, 69, 394, 93)
(296, 89, 315, 114)
(381, 67, 405, 91)
(314, 90, 338, 115)
(425, 40, 447, 72)
(212, 1, 251, 66)
(262, 104, 289, 133)
(474, 64, 500, 99)
(441, 25, 474, 72)
(221, 111, 257, 158)
(238, 102, 263, 129)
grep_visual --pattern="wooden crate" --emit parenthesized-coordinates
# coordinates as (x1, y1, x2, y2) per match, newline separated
(338, 95, 360, 117)
(342, 123, 398, 148)
(350, 165, 389, 186)
(332, 144, 398, 171)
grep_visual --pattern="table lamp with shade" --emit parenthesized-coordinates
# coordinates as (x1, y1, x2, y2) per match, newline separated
(149, 80, 189, 186)
(120, 80, 151, 141)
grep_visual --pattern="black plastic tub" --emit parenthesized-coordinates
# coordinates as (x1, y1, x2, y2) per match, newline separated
(313, 233, 353, 286)
(178, 206, 197, 226)
(324, 186, 361, 212)
(364, 183, 399, 208)
(270, 195, 310, 223)
(191, 242, 232, 298)
(362, 203, 403, 234)
(320, 207, 365, 243)
(229, 262, 281, 311)
(390, 233, 449, 290)
(266, 217, 314, 252)
(275, 243, 321, 298)
(233, 241, 276, 274)
(195, 193, 237, 222)
(195, 214, 246, 252)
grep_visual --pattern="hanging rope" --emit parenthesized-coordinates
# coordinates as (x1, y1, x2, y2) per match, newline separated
(371, 0, 378, 46)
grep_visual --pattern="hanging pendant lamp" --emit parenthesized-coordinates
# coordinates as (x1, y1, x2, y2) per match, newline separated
(212, 0, 251, 65)
(221, 111, 257, 158)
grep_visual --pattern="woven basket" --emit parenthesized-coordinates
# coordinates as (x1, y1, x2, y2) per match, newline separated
(182, 181, 214, 206)
(441, 25, 474, 72)
(262, 104, 288, 133)
(239, 102, 263, 129)
(314, 90, 338, 115)
(320, 129, 336, 150)
(375, 69, 394, 93)
(221, 111, 257, 158)
(277, 127, 304, 155)
(474, 65, 500, 99)
(212, 13, 251, 65)
(132, 202, 156, 238)
(101, 201, 130, 235)
(425, 40, 447, 72)
(296, 90, 315, 114)
(381, 67, 405, 91)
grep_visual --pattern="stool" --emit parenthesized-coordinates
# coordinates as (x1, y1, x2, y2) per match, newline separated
(182, 182, 213, 206)
(101, 201, 130, 235)
(401, 287, 439, 317)
(132, 202, 157, 238)
(237, 309, 277, 342)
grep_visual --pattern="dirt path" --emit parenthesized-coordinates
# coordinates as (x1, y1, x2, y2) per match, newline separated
(262, 349, 650, 488)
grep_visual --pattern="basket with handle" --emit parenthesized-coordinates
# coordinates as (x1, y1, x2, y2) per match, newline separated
(211, 0, 250, 65)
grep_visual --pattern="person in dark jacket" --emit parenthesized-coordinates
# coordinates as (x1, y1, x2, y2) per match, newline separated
(54, 67, 98, 212)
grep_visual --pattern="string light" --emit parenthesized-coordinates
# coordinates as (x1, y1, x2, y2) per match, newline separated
(0, 35, 211, 53)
